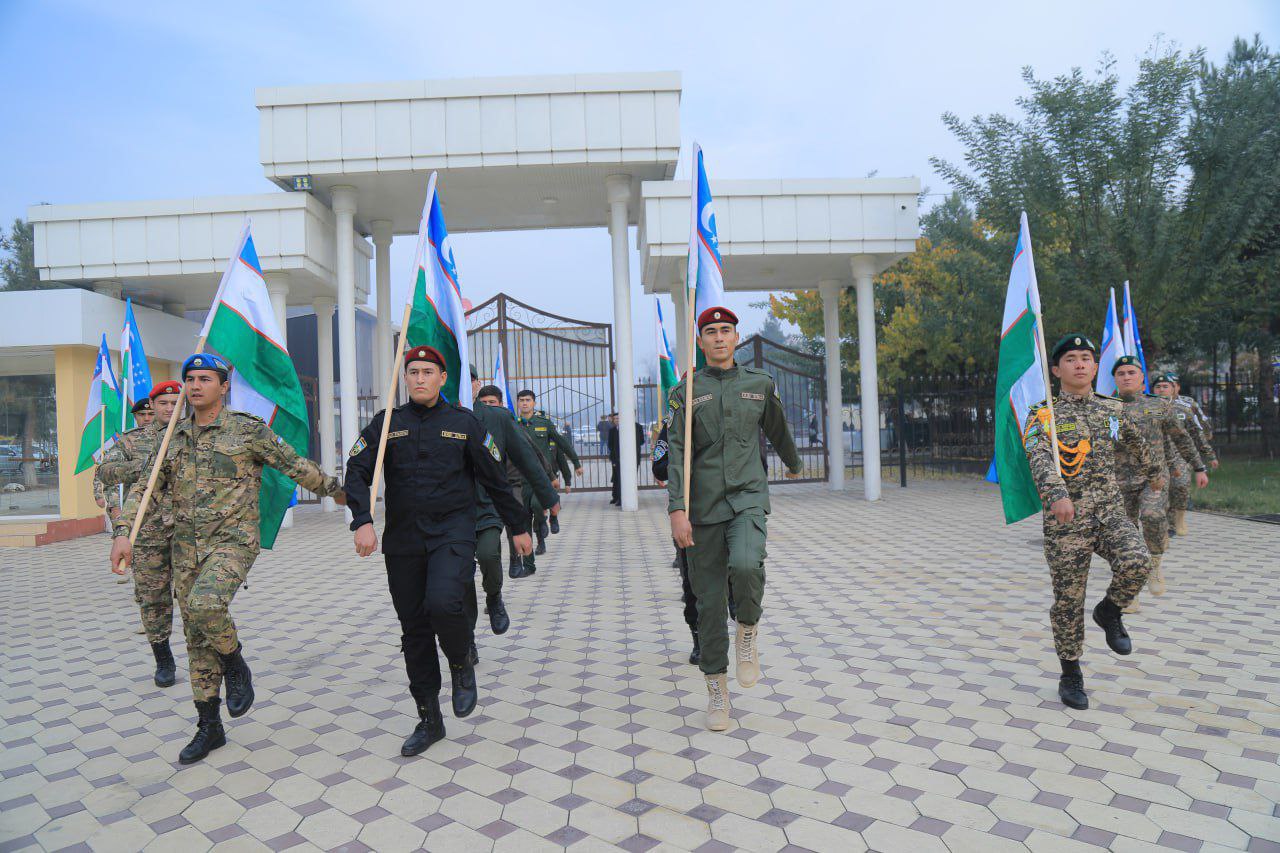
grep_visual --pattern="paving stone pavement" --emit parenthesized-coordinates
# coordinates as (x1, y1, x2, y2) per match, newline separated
(2, 480, 1279, 852)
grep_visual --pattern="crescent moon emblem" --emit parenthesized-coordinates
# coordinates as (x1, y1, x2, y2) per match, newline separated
(700, 202, 716, 235)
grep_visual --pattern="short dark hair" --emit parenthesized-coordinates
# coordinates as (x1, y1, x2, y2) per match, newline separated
(477, 385, 503, 401)
(517, 390, 536, 401)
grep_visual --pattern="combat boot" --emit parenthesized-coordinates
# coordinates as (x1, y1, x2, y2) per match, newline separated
(1092, 598, 1133, 655)
(218, 643, 255, 717)
(151, 640, 176, 688)
(1148, 555, 1166, 596)
(179, 699, 226, 764)
(549, 515, 560, 535)
(538, 517, 550, 540)
(467, 641, 480, 667)
(705, 673, 731, 731)
(401, 694, 445, 756)
(449, 662, 478, 718)
(1172, 509, 1188, 536)
(509, 554, 526, 579)
(486, 593, 510, 635)
(1057, 659, 1088, 710)
(534, 532, 547, 556)
(688, 627, 701, 666)
(735, 622, 761, 688)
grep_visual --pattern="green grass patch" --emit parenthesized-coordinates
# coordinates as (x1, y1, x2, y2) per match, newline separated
(1192, 457, 1280, 517)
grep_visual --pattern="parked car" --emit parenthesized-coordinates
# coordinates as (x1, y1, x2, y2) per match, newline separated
(0, 447, 23, 481)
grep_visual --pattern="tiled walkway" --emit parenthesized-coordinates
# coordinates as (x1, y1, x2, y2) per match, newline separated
(2, 481, 1278, 852)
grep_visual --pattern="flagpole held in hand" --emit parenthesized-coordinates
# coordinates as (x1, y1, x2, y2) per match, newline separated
(1032, 316, 1061, 472)
(369, 301, 413, 509)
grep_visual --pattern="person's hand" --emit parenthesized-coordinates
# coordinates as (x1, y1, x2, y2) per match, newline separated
(1195, 471, 1209, 489)
(552, 478, 562, 490)
(656, 479, 667, 488)
(784, 470, 802, 480)
(512, 532, 534, 556)
(110, 536, 132, 575)
(670, 510, 694, 548)
(1210, 459, 1219, 471)
(354, 523, 378, 557)
(549, 501, 561, 517)
(574, 466, 583, 478)
(1050, 497, 1075, 525)
(333, 490, 348, 506)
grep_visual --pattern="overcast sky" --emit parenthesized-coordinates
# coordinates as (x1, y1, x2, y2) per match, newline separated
(2, 1, 1275, 371)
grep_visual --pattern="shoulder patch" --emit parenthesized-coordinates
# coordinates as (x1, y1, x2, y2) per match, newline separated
(349, 436, 367, 457)
(483, 433, 502, 462)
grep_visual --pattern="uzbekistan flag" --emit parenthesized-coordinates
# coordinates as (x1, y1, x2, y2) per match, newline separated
(1095, 288, 1125, 396)
(686, 143, 725, 368)
(120, 298, 153, 431)
(493, 346, 515, 414)
(655, 297, 679, 405)
(74, 335, 124, 474)
(405, 173, 472, 409)
(200, 222, 308, 549)
(992, 212, 1049, 524)
(1120, 281, 1149, 392)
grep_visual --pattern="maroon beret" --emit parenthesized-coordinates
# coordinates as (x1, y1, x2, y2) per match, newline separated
(405, 346, 446, 369)
(697, 306, 738, 331)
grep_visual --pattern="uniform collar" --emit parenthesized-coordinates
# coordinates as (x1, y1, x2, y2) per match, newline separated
(408, 398, 444, 417)
(1058, 390, 1090, 402)
(703, 365, 737, 379)
(187, 405, 228, 433)
(1118, 391, 1141, 402)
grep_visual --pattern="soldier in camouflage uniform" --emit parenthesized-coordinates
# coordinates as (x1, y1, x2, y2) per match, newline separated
(97, 398, 154, 573)
(513, 390, 582, 570)
(1023, 336, 1162, 711)
(111, 353, 346, 765)
(1152, 373, 1217, 536)
(1112, 358, 1206, 611)
(97, 382, 182, 684)
(667, 307, 802, 731)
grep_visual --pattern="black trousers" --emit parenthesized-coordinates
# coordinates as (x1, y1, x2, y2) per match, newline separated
(385, 541, 475, 699)
(466, 526, 504, 631)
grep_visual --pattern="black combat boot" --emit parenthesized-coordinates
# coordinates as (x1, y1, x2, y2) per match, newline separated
(179, 699, 227, 764)
(1091, 598, 1133, 655)
(1058, 658, 1088, 710)
(151, 640, 176, 688)
(509, 554, 526, 579)
(688, 627, 702, 666)
(538, 517, 550, 540)
(549, 515, 560, 535)
(218, 643, 255, 717)
(449, 662, 478, 718)
(467, 641, 480, 667)
(401, 694, 446, 756)
(535, 532, 547, 556)
(486, 593, 510, 635)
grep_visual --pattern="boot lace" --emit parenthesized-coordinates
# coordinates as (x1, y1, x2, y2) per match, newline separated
(706, 678, 727, 711)
(737, 625, 757, 664)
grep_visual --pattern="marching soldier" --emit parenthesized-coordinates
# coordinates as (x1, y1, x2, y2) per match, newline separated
(344, 347, 532, 757)
(97, 382, 182, 684)
(513, 390, 582, 567)
(98, 398, 155, 582)
(1111, 358, 1207, 610)
(666, 307, 802, 731)
(1152, 373, 1217, 536)
(550, 443, 572, 534)
(1022, 336, 1162, 711)
(111, 354, 347, 764)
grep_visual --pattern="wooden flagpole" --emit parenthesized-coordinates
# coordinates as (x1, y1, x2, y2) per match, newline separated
(1032, 315, 1061, 471)
(368, 301, 414, 508)
(681, 288, 695, 517)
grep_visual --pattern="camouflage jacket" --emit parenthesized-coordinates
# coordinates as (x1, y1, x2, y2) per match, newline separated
(1022, 391, 1160, 513)
(116, 407, 341, 562)
(1171, 395, 1217, 465)
(1115, 392, 1203, 490)
(96, 422, 172, 541)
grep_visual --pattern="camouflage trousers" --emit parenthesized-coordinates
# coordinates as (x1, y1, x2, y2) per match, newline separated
(1121, 484, 1169, 557)
(1167, 458, 1191, 522)
(174, 550, 252, 701)
(1044, 505, 1150, 661)
(132, 539, 174, 644)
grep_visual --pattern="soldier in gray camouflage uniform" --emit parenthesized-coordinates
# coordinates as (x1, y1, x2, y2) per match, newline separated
(1023, 336, 1161, 711)
(97, 382, 182, 684)
(111, 353, 346, 765)
(1152, 372, 1217, 536)
(1111, 358, 1206, 610)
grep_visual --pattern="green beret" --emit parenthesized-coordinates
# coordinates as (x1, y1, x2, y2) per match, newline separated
(1111, 355, 1144, 376)
(1152, 372, 1178, 386)
(1050, 334, 1098, 365)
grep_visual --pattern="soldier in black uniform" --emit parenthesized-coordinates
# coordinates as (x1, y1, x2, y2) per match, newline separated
(345, 346, 532, 757)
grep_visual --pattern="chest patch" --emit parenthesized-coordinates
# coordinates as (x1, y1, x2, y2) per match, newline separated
(691, 394, 713, 406)
(442, 430, 467, 440)
(1057, 421, 1077, 433)
(1109, 416, 1120, 439)
(534, 426, 547, 432)
(387, 429, 409, 439)
(740, 392, 765, 401)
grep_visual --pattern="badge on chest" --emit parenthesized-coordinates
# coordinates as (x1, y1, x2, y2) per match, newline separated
(442, 430, 467, 440)
(387, 430, 409, 439)
(740, 392, 765, 401)
(691, 394, 713, 406)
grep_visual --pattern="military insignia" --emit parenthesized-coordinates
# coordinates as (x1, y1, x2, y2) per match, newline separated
(193, 356, 204, 366)
(1057, 422, 1076, 433)
(691, 394, 713, 406)
(534, 426, 547, 432)
(1109, 416, 1120, 439)
(740, 392, 765, 401)
(1025, 436, 1039, 449)
(1074, 337, 1082, 345)
(483, 433, 501, 461)
(387, 430, 409, 439)
(275, 435, 285, 445)
(1176, 412, 1186, 420)
(442, 430, 467, 440)
(348, 437, 367, 457)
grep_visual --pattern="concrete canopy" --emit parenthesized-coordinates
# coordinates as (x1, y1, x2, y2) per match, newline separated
(256, 72, 681, 234)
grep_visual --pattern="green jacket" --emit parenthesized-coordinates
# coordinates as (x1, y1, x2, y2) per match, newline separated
(473, 404, 558, 531)
(518, 410, 580, 472)
(665, 366, 802, 525)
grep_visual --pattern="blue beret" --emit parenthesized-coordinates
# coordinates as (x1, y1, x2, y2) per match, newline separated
(181, 353, 229, 380)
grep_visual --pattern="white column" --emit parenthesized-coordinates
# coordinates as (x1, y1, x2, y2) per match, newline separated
(313, 297, 337, 512)
(852, 258, 881, 501)
(671, 279, 690, 376)
(265, 273, 294, 528)
(606, 175, 639, 511)
(819, 280, 845, 491)
(92, 280, 123, 300)
(331, 186, 359, 521)
(371, 220, 393, 393)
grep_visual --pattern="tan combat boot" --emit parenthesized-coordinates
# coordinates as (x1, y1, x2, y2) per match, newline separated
(705, 674, 731, 731)
(1148, 555, 1166, 597)
(735, 622, 761, 688)
(1172, 509, 1188, 536)
(1123, 594, 1141, 614)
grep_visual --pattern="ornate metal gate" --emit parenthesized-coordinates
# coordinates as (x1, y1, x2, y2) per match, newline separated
(733, 335, 828, 483)
(467, 293, 616, 492)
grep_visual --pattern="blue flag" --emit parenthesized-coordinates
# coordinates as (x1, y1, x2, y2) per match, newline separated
(120, 298, 153, 418)
(1096, 289, 1125, 396)
(1120, 281, 1148, 392)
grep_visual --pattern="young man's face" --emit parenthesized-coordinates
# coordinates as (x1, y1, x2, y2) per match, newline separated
(610, 414, 619, 426)
(478, 393, 501, 407)
(1113, 365, 1145, 395)
(1153, 381, 1176, 399)
(134, 408, 155, 427)
(152, 393, 179, 424)
(406, 362, 447, 404)
(697, 322, 739, 364)
(1051, 350, 1098, 388)
(184, 371, 227, 411)
(517, 395, 535, 417)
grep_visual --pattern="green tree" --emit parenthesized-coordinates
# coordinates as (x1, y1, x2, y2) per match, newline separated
(0, 219, 57, 291)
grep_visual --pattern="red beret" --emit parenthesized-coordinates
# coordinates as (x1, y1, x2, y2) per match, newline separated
(405, 346, 446, 369)
(149, 380, 182, 399)
(697, 306, 738, 331)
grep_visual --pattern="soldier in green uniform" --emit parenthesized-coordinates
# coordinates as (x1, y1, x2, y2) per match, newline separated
(550, 444, 573, 535)
(513, 390, 582, 570)
(1023, 336, 1162, 711)
(1111, 358, 1207, 610)
(1152, 373, 1217, 536)
(111, 353, 346, 765)
(98, 398, 155, 582)
(666, 306, 802, 731)
(97, 381, 182, 684)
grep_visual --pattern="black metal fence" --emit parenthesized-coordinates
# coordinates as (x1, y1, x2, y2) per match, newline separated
(1176, 370, 1276, 456)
